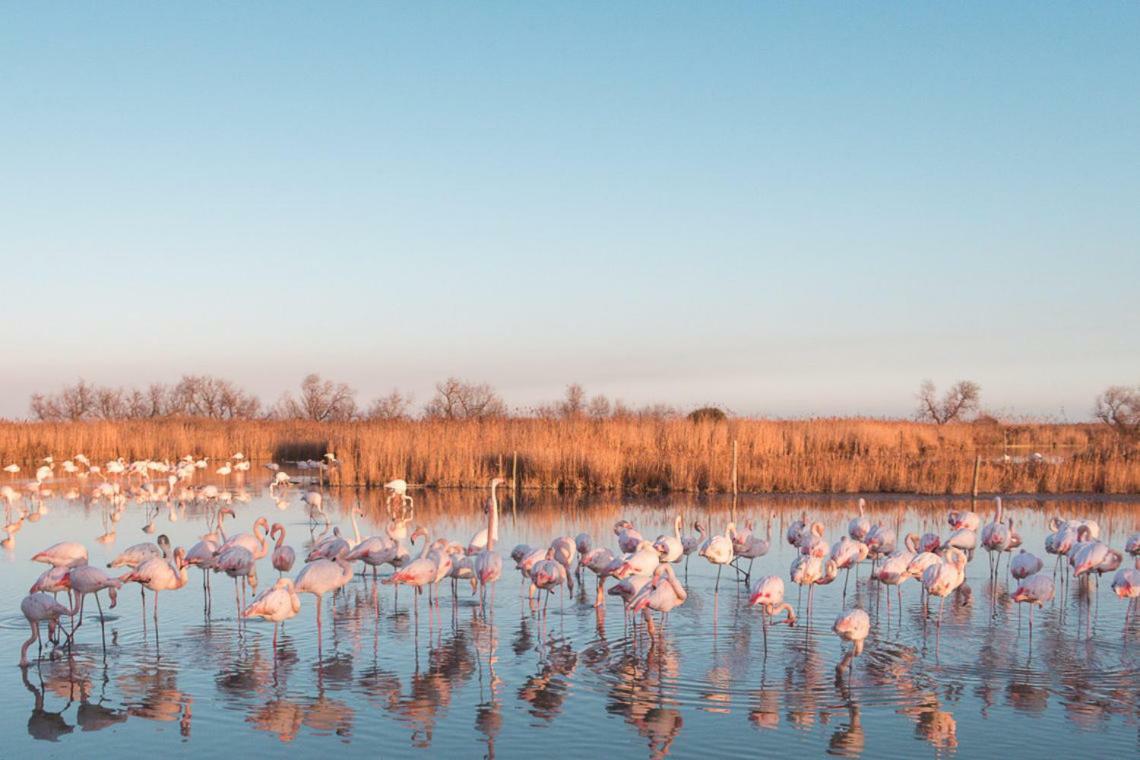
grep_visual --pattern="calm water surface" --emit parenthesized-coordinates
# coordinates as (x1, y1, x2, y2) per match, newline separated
(2, 477, 1138, 758)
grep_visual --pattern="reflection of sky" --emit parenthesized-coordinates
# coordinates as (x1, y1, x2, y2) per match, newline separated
(3, 5, 1139, 419)
(1, 480, 1138, 754)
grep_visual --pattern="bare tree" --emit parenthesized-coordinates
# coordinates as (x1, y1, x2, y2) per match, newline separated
(1094, 385, 1140, 436)
(916, 379, 982, 424)
(558, 383, 586, 419)
(92, 386, 127, 420)
(424, 377, 506, 420)
(29, 379, 99, 421)
(365, 390, 414, 420)
(171, 375, 261, 419)
(276, 374, 358, 421)
(587, 393, 612, 419)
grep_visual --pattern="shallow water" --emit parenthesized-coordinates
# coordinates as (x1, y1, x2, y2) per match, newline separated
(2, 477, 1138, 758)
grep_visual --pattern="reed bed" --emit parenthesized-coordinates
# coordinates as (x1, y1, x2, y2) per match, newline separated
(0, 418, 1136, 494)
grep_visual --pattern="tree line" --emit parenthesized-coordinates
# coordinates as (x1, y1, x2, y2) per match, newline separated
(26, 375, 692, 423)
(23, 374, 1140, 436)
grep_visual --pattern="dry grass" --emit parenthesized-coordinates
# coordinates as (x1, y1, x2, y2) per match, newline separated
(0, 417, 1136, 494)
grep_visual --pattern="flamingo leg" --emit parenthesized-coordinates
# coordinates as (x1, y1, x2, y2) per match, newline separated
(95, 592, 107, 655)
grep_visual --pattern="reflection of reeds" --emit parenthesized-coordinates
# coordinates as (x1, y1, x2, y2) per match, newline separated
(1, 418, 1136, 494)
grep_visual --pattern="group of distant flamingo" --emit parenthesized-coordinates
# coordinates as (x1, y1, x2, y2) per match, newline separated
(9, 453, 1140, 675)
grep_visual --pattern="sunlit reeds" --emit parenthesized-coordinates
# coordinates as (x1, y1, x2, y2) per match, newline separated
(0, 417, 1135, 494)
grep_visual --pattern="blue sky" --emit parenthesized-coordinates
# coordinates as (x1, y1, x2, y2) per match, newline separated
(2, 3, 1138, 419)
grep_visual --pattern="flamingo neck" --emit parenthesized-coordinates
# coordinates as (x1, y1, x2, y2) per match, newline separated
(488, 483, 499, 550)
(350, 510, 361, 545)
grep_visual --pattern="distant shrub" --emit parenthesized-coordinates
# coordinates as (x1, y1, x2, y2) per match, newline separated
(688, 407, 727, 423)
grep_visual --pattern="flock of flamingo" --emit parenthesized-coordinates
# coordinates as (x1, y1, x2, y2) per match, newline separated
(5, 454, 1140, 674)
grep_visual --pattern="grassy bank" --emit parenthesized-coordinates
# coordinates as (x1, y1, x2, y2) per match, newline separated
(0, 417, 1136, 494)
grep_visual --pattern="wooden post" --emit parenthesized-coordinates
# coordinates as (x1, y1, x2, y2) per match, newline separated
(971, 454, 981, 498)
(731, 439, 739, 522)
(511, 450, 519, 520)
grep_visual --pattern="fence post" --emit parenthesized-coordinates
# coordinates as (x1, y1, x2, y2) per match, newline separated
(732, 439, 739, 521)
(972, 454, 981, 498)
(512, 450, 519, 519)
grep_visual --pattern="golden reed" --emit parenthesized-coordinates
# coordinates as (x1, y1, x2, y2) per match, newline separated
(0, 418, 1135, 494)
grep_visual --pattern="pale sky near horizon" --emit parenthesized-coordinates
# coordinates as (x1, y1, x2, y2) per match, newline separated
(2, 3, 1138, 420)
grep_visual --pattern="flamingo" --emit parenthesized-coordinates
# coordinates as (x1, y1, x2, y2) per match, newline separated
(833, 608, 871, 669)
(19, 593, 73, 667)
(295, 546, 354, 650)
(382, 527, 436, 619)
(629, 564, 687, 638)
(617, 540, 661, 580)
(214, 545, 259, 617)
(119, 547, 189, 627)
(786, 512, 808, 547)
(921, 548, 968, 627)
(1111, 558, 1140, 629)
(217, 516, 270, 560)
(243, 578, 301, 651)
(301, 491, 328, 526)
(529, 549, 568, 611)
(876, 533, 918, 619)
(466, 477, 506, 555)
(947, 509, 980, 532)
(733, 514, 772, 582)
(653, 516, 684, 564)
(31, 541, 88, 568)
(582, 547, 617, 607)
(848, 498, 871, 542)
(67, 565, 121, 650)
(796, 520, 828, 558)
(346, 530, 401, 580)
(271, 523, 296, 576)
(1009, 550, 1044, 582)
(474, 485, 503, 610)
(830, 535, 868, 598)
(615, 520, 643, 554)
(680, 521, 703, 571)
(1124, 533, 1140, 557)
(549, 536, 578, 590)
(980, 497, 1012, 578)
(791, 554, 838, 621)
(1011, 574, 1054, 634)
(108, 535, 171, 608)
(30, 566, 72, 596)
(748, 575, 796, 650)
(699, 523, 734, 593)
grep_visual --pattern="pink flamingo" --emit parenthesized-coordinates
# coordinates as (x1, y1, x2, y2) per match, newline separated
(615, 520, 644, 554)
(295, 547, 354, 651)
(582, 547, 617, 607)
(848, 498, 870, 542)
(1011, 574, 1054, 634)
(217, 516, 270, 559)
(474, 485, 503, 611)
(119, 547, 189, 627)
(629, 564, 687, 638)
(214, 545, 259, 618)
(31, 541, 88, 568)
(19, 593, 73, 667)
(382, 526, 435, 613)
(1111, 558, 1140, 630)
(243, 577, 301, 650)
(466, 477, 505, 555)
(699, 523, 734, 593)
(833, 607, 871, 670)
(67, 565, 121, 650)
(271, 523, 296, 576)
(921, 548, 967, 627)
(748, 574, 796, 650)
